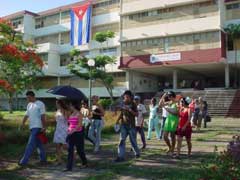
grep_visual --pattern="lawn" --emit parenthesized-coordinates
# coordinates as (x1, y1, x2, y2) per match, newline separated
(0, 111, 239, 180)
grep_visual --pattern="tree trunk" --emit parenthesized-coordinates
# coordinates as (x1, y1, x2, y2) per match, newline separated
(8, 93, 13, 114)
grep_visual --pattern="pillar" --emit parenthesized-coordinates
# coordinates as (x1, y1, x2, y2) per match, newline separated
(225, 63, 230, 89)
(173, 70, 178, 90)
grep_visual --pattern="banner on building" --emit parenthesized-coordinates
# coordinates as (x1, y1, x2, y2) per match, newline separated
(150, 53, 181, 63)
(70, 2, 92, 46)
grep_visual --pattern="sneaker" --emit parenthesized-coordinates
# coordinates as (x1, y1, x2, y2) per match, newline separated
(135, 154, 140, 159)
(141, 145, 146, 150)
(114, 157, 124, 163)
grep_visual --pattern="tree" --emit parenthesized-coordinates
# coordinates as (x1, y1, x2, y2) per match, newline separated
(0, 19, 44, 113)
(225, 23, 240, 88)
(68, 31, 116, 103)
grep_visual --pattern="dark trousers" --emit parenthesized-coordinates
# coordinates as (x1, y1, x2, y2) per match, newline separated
(136, 127, 146, 147)
(66, 131, 87, 170)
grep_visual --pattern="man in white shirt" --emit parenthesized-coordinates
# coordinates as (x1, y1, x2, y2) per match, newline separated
(19, 91, 47, 166)
(134, 96, 147, 149)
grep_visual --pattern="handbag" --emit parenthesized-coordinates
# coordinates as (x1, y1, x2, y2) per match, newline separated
(37, 132, 48, 144)
(205, 114, 211, 122)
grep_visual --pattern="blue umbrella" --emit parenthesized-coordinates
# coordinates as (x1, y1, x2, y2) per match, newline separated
(47, 85, 87, 100)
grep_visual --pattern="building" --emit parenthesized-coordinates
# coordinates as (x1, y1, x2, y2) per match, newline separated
(1, 0, 240, 110)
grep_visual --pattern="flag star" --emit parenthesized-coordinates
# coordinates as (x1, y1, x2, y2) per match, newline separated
(79, 10, 83, 16)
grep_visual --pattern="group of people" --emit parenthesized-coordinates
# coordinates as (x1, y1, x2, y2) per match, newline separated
(18, 89, 209, 171)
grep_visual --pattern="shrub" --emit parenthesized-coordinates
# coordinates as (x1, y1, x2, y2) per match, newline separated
(200, 137, 240, 180)
(99, 99, 112, 110)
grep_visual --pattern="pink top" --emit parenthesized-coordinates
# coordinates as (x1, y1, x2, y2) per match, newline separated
(68, 116, 82, 133)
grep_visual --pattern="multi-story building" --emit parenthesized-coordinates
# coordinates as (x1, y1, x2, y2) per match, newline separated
(120, 0, 239, 93)
(1, 0, 240, 109)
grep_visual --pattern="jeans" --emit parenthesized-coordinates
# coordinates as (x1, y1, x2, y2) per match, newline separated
(84, 125, 94, 145)
(118, 124, 140, 159)
(66, 131, 87, 170)
(19, 128, 46, 165)
(147, 117, 160, 139)
(88, 119, 102, 151)
(136, 127, 146, 147)
(160, 117, 167, 139)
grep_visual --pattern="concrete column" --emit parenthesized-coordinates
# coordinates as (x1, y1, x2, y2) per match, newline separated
(173, 70, 178, 90)
(57, 76, 61, 86)
(225, 63, 230, 88)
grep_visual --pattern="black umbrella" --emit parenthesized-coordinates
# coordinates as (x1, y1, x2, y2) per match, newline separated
(47, 85, 87, 100)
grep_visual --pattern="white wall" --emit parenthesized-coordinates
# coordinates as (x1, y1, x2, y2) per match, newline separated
(122, 16, 220, 41)
(23, 14, 35, 41)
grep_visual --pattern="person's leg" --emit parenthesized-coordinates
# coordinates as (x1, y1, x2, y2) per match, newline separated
(75, 131, 87, 166)
(129, 128, 140, 157)
(56, 144, 62, 163)
(186, 138, 192, 156)
(117, 125, 128, 160)
(35, 134, 47, 162)
(160, 117, 166, 139)
(85, 124, 95, 145)
(147, 119, 153, 139)
(176, 135, 183, 157)
(139, 127, 146, 148)
(19, 128, 41, 165)
(66, 134, 74, 170)
(154, 118, 160, 139)
(88, 120, 96, 144)
(197, 114, 202, 130)
(163, 131, 171, 153)
(170, 132, 176, 154)
(94, 120, 102, 152)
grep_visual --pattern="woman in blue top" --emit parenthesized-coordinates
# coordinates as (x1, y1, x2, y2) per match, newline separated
(147, 98, 160, 140)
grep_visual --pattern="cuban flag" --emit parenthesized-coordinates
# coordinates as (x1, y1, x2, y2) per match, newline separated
(70, 2, 92, 46)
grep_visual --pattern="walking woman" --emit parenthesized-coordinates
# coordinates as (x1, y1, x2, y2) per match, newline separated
(88, 96, 105, 153)
(159, 91, 179, 156)
(147, 98, 160, 140)
(53, 99, 69, 165)
(176, 97, 192, 158)
(65, 101, 87, 171)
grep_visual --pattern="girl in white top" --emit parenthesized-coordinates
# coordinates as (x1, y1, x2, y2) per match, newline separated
(53, 99, 69, 165)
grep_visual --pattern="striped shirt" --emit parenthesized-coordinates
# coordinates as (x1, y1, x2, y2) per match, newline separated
(68, 116, 82, 133)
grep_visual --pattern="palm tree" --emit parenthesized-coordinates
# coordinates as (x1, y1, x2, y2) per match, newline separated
(225, 23, 240, 88)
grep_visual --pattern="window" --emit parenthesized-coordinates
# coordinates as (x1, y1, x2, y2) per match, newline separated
(60, 54, 73, 66)
(226, 3, 240, 10)
(38, 53, 48, 64)
(11, 18, 23, 29)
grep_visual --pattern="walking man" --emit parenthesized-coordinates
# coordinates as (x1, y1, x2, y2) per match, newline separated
(115, 90, 140, 162)
(19, 91, 47, 166)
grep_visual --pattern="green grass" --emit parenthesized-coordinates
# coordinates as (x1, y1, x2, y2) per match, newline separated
(0, 170, 26, 180)
(0, 113, 239, 180)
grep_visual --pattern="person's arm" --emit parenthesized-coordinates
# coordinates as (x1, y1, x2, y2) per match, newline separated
(182, 109, 191, 130)
(40, 102, 47, 131)
(159, 93, 166, 107)
(164, 105, 178, 116)
(41, 114, 46, 132)
(21, 115, 28, 129)
(116, 111, 123, 124)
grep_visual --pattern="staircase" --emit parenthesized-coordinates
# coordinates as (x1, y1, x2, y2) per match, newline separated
(168, 89, 240, 117)
(227, 90, 240, 118)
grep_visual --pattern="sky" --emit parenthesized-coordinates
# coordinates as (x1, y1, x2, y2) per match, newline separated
(0, 0, 84, 17)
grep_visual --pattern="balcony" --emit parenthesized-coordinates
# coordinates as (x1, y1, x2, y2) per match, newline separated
(37, 43, 60, 53)
(122, 0, 210, 15)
